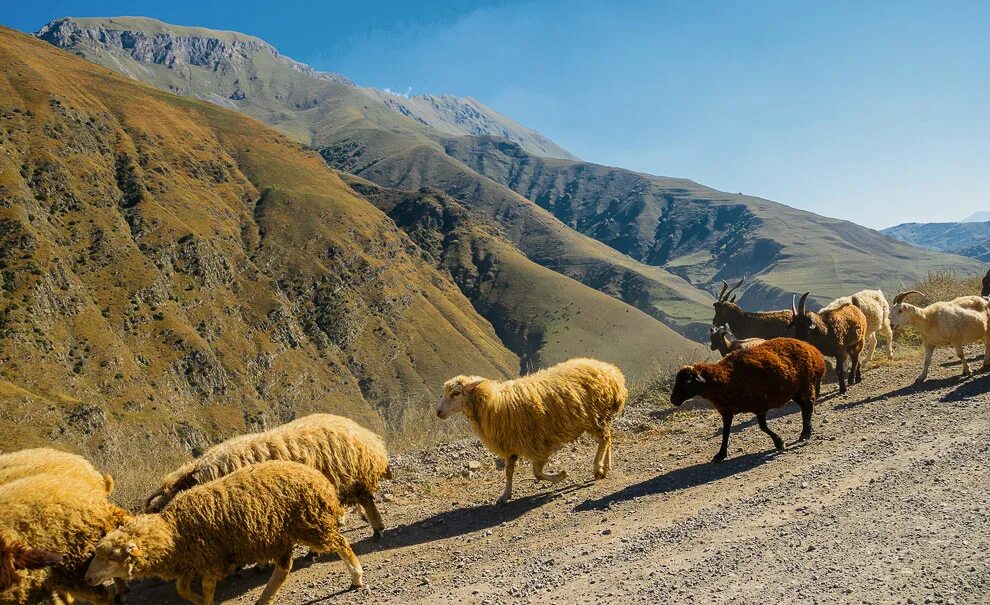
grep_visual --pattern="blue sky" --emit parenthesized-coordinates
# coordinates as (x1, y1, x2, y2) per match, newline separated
(7, 1, 989, 229)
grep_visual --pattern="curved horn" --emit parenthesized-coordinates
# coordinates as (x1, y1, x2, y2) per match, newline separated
(791, 294, 798, 316)
(892, 290, 925, 305)
(798, 292, 810, 316)
(717, 280, 729, 302)
(724, 277, 745, 301)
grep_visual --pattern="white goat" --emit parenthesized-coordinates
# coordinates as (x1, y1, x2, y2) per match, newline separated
(820, 289, 893, 363)
(889, 291, 990, 382)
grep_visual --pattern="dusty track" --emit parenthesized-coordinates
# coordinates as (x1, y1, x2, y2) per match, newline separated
(129, 348, 990, 604)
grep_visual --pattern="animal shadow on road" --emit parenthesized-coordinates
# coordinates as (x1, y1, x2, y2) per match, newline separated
(834, 374, 964, 410)
(574, 450, 773, 512)
(943, 372, 990, 402)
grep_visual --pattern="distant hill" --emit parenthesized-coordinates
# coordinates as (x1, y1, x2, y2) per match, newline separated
(964, 211, 990, 223)
(882, 222, 990, 262)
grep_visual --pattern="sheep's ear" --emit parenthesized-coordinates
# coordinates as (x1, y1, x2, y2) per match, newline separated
(125, 542, 142, 558)
(462, 379, 484, 394)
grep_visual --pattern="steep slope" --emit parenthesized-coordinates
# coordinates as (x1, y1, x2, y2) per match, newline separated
(444, 136, 984, 308)
(882, 221, 990, 262)
(0, 26, 519, 488)
(340, 175, 707, 376)
(36, 16, 716, 334)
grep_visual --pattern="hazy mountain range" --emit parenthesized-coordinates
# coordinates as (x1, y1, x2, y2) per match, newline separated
(883, 221, 990, 262)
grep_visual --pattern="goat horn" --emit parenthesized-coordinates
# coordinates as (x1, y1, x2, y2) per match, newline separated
(717, 280, 729, 302)
(798, 292, 809, 315)
(892, 290, 925, 305)
(724, 277, 745, 300)
(791, 294, 798, 316)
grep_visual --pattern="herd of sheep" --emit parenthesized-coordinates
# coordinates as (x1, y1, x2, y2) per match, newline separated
(2, 279, 989, 605)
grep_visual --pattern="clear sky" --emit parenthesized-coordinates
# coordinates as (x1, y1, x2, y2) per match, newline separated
(7, 1, 989, 229)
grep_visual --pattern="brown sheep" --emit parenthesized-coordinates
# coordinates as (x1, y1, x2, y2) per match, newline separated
(86, 461, 362, 605)
(788, 292, 868, 395)
(0, 473, 130, 605)
(671, 338, 826, 462)
(144, 414, 390, 539)
(437, 358, 626, 504)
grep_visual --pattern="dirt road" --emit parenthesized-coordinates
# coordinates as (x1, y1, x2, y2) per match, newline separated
(130, 348, 990, 604)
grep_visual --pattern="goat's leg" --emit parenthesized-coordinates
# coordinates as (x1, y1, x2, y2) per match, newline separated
(712, 413, 733, 463)
(533, 458, 568, 483)
(756, 414, 784, 451)
(256, 552, 292, 605)
(357, 491, 386, 540)
(916, 346, 934, 383)
(835, 354, 848, 394)
(175, 576, 203, 605)
(955, 343, 972, 376)
(497, 454, 517, 505)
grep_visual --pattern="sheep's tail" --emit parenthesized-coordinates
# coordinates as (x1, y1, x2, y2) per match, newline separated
(102, 473, 115, 495)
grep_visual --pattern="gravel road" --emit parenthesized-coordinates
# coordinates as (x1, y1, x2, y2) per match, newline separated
(129, 346, 990, 604)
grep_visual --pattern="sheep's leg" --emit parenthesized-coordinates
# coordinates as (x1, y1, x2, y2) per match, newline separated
(916, 346, 935, 383)
(592, 428, 611, 479)
(533, 459, 568, 483)
(175, 575, 203, 605)
(797, 399, 813, 441)
(256, 551, 292, 605)
(864, 332, 877, 364)
(814, 378, 822, 400)
(955, 343, 972, 377)
(883, 322, 894, 358)
(201, 577, 218, 605)
(850, 345, 863, 384)
(984, 334, 990, 369)
(605, 440, 613, 473)
(497, 454, 517, 505)
(756, 414, 784, 451)
(357, 491, 386, 539)
(112, 578, 128, 604)
(712, 413, 733, 463)
(329, 534, 364, 588)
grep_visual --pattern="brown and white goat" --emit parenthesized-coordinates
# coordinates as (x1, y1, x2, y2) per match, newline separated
(788, 292, 867, 395)
(708, 324, 765, 357)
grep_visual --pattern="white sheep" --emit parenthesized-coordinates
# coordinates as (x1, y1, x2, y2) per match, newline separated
(890, 291, 990, 382)
(86, 461, 363, 605)
(820, 289, 893, 363)
(437, 358, 627, 504)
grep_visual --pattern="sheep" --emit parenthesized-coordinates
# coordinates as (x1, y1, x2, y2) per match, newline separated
(711, 278, 794, 339)
(0, 472, 130, 605)
(708, 324, 765, 357)
(0, 533, 61, 595)
(889, 290, 990, 382)
(144, 414, 390, 539)
(85, 461, 363, 605)
(788, 292, 868, 395)
(0, 448, 114, 495)
(671, 338, 826, 462)
(437, 358, 627, 505)
(820, 289, 894, 363)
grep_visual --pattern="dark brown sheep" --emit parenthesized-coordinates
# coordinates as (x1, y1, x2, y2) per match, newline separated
(981, 268, 990, 297)
(711, 278, 794, 340)
(671, 338, 826, 463)
(787, 292, 868, 395)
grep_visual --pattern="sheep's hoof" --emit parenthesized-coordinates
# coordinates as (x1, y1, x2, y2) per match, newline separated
(349, 581, 364, 591)
(711, 453, 727, 464)
(372, 529, 385, 541)
(593, 470, 606, 480)
(773, 440, 785, 451)
(496, 495, 510, 506)
(914, 377, 925, 385)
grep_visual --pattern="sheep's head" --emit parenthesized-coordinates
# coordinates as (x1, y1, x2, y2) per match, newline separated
(86, 528, 145, 586)
(786, 292, 817, 339)
(0, 534, 62, 591)
(889, 290, 925, 331)
(711, 278, 744, 327)
(671, 366, 706, 406)
(437, 376, 486, 419)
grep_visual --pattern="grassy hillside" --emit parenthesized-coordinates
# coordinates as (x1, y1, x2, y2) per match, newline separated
(444, 136, 984, 309)
(36, 16, 716, 334)
(342, 176, 707, 377)
(0, 26, 523, 503)
(882, 221, 990, 262)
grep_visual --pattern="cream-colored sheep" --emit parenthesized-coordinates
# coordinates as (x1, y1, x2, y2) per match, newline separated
(437, 358, 627, 504)
(890, 291, 990, 382)
(820, 289, 893, 363)
(86, 461, 363, 605)
(0, 448, 114, 495)
(145, 414, 390, 538)
(0, 472, 130, 605)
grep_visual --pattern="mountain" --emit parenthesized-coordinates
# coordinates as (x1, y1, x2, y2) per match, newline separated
(35, 16, 983, 326)
(882, 221, 990, 262)
(963, 211, 990, 223)
(0, 25, 533, 500)
(36, 16, 716, 334)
